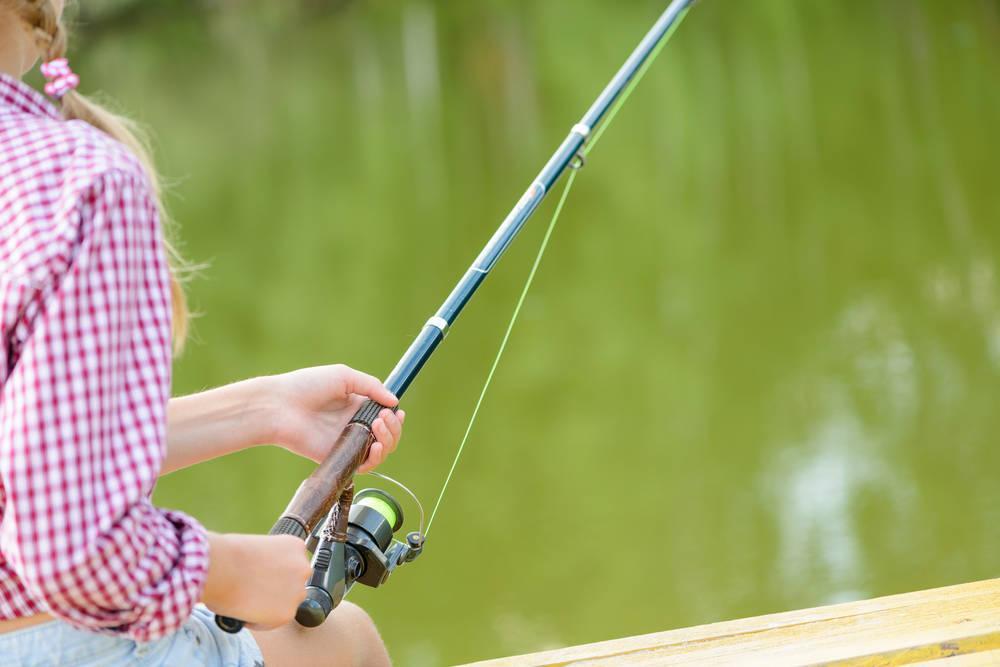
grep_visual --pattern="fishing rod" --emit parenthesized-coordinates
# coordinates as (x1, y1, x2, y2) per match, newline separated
(216, 0, 697, 634)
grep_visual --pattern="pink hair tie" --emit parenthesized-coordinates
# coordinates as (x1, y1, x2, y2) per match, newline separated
(40, 58, 80, 100)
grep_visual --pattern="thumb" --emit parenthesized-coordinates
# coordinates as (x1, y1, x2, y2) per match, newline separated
(340, 367, 398, 407)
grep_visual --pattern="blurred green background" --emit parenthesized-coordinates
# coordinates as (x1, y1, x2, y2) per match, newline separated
(68, 0, 1000, 664)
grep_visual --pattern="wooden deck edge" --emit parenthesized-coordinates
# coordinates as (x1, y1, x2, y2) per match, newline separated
(465, 578, 1000, 666)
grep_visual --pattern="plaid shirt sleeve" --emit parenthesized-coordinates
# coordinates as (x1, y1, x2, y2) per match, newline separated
(0, 168, 209, 642)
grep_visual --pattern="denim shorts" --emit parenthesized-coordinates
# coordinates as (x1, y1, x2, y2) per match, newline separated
(0, 604, 264, 667)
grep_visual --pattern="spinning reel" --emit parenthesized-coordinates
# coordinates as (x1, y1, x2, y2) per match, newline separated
(295, 476, 426, 628)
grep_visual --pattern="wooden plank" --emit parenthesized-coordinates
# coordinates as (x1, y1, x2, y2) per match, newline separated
(911, 649, 1000, 666)
(466, 579, 1000, 666)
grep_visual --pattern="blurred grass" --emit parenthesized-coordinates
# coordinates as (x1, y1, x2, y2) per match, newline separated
(64, 0, 1000, 664)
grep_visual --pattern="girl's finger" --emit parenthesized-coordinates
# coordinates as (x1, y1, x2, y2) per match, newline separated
(372, 417, 389, 446)
(340, 367, 398, 407)
(380, 410, 402, 452)
(359, 441, 384, 474)
(369, 441, 384, 466)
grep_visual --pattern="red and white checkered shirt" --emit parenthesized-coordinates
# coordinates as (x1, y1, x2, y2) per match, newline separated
(0, 73, 208, 642)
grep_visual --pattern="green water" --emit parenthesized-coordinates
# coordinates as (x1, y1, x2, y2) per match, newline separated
(72, 0, 1000, 664)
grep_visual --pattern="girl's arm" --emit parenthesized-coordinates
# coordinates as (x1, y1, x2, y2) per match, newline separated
(0, 169, 208, 641)
(164, 379, 272, 474)
(164, 366, 406, 475)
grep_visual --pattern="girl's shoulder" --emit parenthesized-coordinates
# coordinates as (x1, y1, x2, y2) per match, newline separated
(0, 110, 148, 194)
(0, 112, 154, 294)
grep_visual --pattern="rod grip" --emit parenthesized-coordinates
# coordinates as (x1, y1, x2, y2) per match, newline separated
(351, 398, 395, 426)
(214, 400, 391, 636)
(270, 516, 309, 540)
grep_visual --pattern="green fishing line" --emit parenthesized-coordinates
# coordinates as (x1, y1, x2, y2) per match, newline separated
(426, 170, 578, 536)
(425, 10, 686, 535)
(585, 7, 688, 156)
(357, 495, 399, 530)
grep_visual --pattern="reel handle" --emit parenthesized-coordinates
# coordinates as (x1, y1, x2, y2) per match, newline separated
(213, 399, 390, 634)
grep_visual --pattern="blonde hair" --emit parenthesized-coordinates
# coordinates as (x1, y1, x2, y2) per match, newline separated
(13, 1, 190, 351)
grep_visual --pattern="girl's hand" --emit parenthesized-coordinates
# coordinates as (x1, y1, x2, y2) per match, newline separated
(263, 365, 405, 473)
(203, 532, 312, 629)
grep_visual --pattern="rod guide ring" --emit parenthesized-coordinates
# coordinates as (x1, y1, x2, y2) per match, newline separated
(426, 316, 450, 336)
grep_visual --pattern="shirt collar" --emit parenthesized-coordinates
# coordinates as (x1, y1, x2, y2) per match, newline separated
(0, 72, 61, 120)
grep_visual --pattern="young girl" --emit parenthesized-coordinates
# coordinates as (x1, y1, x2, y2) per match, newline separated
(0, 2, 404, 665)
